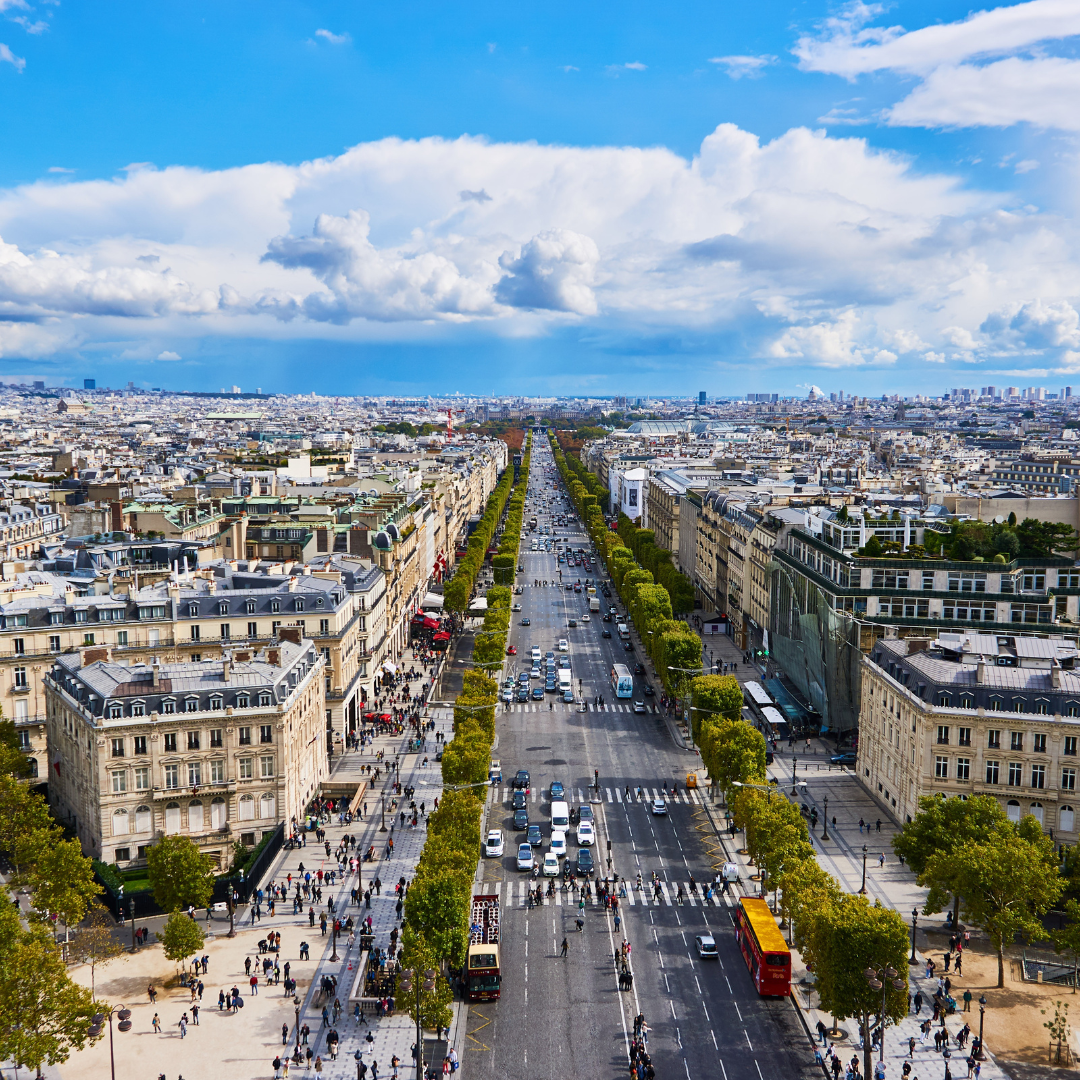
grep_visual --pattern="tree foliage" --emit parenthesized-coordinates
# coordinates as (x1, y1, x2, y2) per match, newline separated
(69, 903, 125, 998)
(27, 838, 101, 938)
(157, 909, 206, 965)
(145, 835, 215, 913)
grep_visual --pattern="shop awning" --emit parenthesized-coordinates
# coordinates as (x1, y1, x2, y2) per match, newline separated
(421, 592, 445, 609)
(382, 661, 396, 674)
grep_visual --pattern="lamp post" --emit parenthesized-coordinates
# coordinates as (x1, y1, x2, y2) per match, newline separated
(821, 795, 830, 841)
(976, 995, 987, 1059)
(864, 965, 906, 1065)
(88, 1004, 131, 1080)
(910, 908, 919, 965)
(129, 899, 136, 953)
(859, 845, 868, 894)
(293, 994, 301, 1057)
(791, 755, 799, 796)
(398, 967, 437, 1080)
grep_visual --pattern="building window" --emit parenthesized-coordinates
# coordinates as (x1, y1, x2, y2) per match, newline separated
(937, 694, 950, 707)
(259, 692, 272, 707)
(210, 759, 225, 784)
(185, 698, 199, 712)
(1063, 768, 1077, 791)
(958, 727, 971, 747)
(248, 622, 258, 638)
(270, 600, 280, 614)
(188, 603, 199, 617)
(1034, 733, 1047, 753)
(187, 731, 200, 750)
(164, 733, 177, 753)
(12, 638, 24, 655)
(959, 697, 974, 710)
(1032, 764, 1046, 789)
(134, 767, 150, 791)
(1066, 736, 1078, 757)
(13, 667, 27, 688)
(161, 699, 175, 714)
(295, 599, 304, 612)
(190, 625, 201, 641)
(236, 694, 249, 708)
(190, 654, 201, 663)
(116, 631, 128, 647)
(135, 806, 151, 834)
(319, 619, 330, 635)
(985, 760, 1000, 785)
(114, 847, 130, 862)
(990, 700, 1002, 712)
(48, 635, 60, 652)
(936, 725, 949, 745)
(259, 725, 273, 744)
(239, 758, 253, 779)
(1008, 762, 1023, 786)
(246, 599, 256, 615)
(260, 755, 274, 778)
(988, 730, 1001, 749)
(209, 729, 222, 748)
(131, 701, 145, 717)
(1035, 702, 1049, 715)
(111, 770, 127, 793)
(164, 764, 179, 789)
(111, 810, 129, 837)
(1062, 806, 1076, 832)
(111, 738, 125, 758)
(188, 762, 202, 787)
(935, 756, 948, 779)
(956, 758, 971, 781)
(108, 703, 123, 719)
(1011, 731, 1024, 752)
(218, 601, 229, 616)
(210, 696, 223, 711)
(220, 624, 231, 640)
(239, 727, 251, 745)
(134, 736, 147, 755)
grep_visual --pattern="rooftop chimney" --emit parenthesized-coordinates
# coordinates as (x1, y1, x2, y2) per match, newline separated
(278, 625, 303, 646)
(976, 659, 986, 684)
(152, 662, 161, 688)
(222, 657, 231, 682)
(266, 647, 281, 667)
(1053, 661, 1062, 688)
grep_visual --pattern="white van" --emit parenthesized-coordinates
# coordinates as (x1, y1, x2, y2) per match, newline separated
(550, 799, 570, 831)
(531, 646, 541, 663)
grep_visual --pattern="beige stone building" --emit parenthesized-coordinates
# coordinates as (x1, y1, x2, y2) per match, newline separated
(45, 636, 326, 868)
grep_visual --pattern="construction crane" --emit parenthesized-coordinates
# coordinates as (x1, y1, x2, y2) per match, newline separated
(446, 408, 465, 436)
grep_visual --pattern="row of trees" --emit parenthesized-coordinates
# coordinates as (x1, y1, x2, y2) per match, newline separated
(400, 436, 531, 1031)
(615, 515, 695, 614)
(548, 439, 703, 702)
(443, 458, 518, 614)
(694, 687, 909, 1080)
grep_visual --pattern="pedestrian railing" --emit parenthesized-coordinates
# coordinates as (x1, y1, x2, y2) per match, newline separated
(1022, 949, 1077, 986)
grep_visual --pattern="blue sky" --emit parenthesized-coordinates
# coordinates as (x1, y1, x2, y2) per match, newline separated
(0, 0, 1078, 397)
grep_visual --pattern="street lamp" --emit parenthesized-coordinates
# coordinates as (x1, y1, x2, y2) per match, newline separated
(859, 844, 868, 894)
(909, 908, 919, 965)
(88, 1004, 131, 1080)
(976, 995, 988, 1059)
(293, 994, 301, 1057)
(398, 967, 437, 1080)
(129, 899, 136, 953)
(864, 965, 906, 1064)
(821, 795, 830, 841)
(330, 919, 340, 964)
(791, 754, 799, 796)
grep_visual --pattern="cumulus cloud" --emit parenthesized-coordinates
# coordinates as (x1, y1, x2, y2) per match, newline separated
(708, 55, 776, 79)
(157, 349, 181, 361)
(495, 230, 599, 315)
(794, 0, 1080, 132)
(607, 61, 647, 74)
(0, 123, 1073, 373)
(0, 43, 24, 71)
(314, 29, 351, 45)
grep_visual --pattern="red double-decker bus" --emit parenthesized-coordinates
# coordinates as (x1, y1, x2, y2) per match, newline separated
(735, 897, 791, 996)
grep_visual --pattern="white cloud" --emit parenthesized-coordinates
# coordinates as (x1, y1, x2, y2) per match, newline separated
(0, 123, 1074, 374)
(623, 61, 647, 71)
(156, 350, 181, 361)
(495, 230, 599, 315)
(795, 1, 1080, 132)
(10, 16, 46, 33)
(817, 106, 871, 126)
(314, 29, 351, 45)
(561, 65, 579, 73)
(607, 61, 647, 75)
(0, 43, 24, 71)
(1015, 159, 1040, 173)
(46, 166, 74, 174)
(487, 42, 496, 54)
(708, 55, 776, 79)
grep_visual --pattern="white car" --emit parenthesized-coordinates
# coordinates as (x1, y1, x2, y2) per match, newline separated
(542, 851, 560, 876)
(485, 830, 504, 858)
(558, 639, 569, 652)
(502, 689, 514, 703)
(651, 799, 668, 816)
(516, 843, 534, 871)
(549, 831, 567, 859)
(512, 603, 522, 612)
(696, 934, 719, 959)
(575, 821, 594, 846)
(582, 614, 590, 622)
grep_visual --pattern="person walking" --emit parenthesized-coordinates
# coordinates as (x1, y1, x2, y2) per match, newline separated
(178, 1014, 188, 1039)
(561, 937, 569, 957)
(282, 1022, 289, 1045)
(152, 1013, 161, 1033)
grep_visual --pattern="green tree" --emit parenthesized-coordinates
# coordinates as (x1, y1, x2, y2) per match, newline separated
(398, 932, 454, 1034)
(810, 896, 909, 1080)
(403, 869, 473, 967)
(892, 794, 1008, 924)
(690, 674, 743, 742)
(0, 895, 100, 1075)
(157, 910, 207, 967)
(939, 830, 1063, 987)
(1051, 898, 1080, 993)
(145, 836, 215, 913)
(0, 718, 30, 778)
(27, 838, 101, 946)
(698, 717, 766, 801)
(69, 903, 125, 998)
(0, 776, 59, 883)
(776, 859, 841, 951)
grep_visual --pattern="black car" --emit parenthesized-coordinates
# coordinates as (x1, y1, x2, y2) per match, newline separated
(513, 769, 531, 791)
(634, 663, 645, 676)
(513, 809, 529, 830)
(575, 848, 594, 877)
(622, 640, 633, 652)
(643, 684, 654, 696)
(602, 628, 611, 638)
(602, 613, 613, 622)
(512, 790, 527, 810)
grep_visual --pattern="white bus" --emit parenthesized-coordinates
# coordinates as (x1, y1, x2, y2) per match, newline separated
(742, 681, 774, 721)
(759, 705, 791, 744)
(610, 663, 633, 699)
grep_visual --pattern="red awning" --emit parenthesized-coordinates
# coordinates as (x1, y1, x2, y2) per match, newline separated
(433, 631, 451, 641)
(423, 616, 439, 629)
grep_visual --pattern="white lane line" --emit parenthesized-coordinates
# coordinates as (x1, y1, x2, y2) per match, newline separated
(744, 1030, 753, 1050)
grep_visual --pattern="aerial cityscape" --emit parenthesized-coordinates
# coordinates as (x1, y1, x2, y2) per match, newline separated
(0, 2, 1078, 1080)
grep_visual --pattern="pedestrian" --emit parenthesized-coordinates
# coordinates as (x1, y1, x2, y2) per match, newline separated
(148, 983, 157, 1003)
(178, 1015, 188, 1039)
(221, 990, 228, 1012)
(879, 852, 885, 869)
(963, 989, 972, 1011)
(561, 937, 568, 957)
(282, 1023, 289, 1045)
(152, 1013, 161, 1033)
(192, 1004, 199, 1025)
(859, 818, 865, 833)
(955, 952, 963, 976)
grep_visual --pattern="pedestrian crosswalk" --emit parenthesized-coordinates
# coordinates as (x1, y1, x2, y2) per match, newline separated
(477, 878, 736, 910)
(489, 785, 702, 805)
(500, 702, 653, 714)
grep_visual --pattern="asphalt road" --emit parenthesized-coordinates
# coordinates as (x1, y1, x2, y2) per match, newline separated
(463, 444, 819, 1080)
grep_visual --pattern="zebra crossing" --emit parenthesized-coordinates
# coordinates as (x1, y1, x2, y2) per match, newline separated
(477, 878, 736, 910)
(500, 702, 652, 714)
(489, 785, 702, 805)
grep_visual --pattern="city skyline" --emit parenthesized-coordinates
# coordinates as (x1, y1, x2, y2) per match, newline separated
(0, 1, 1077, 395)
